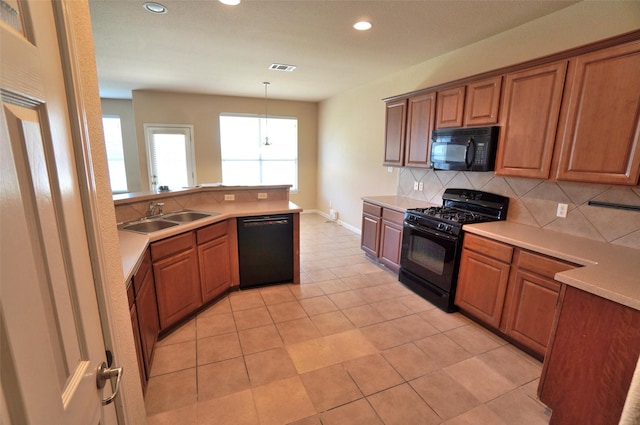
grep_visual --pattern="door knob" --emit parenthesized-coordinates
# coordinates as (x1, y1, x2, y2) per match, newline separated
(96, 361, 123, 405)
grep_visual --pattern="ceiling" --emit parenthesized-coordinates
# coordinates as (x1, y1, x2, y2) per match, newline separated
(89, 0, 578, 102)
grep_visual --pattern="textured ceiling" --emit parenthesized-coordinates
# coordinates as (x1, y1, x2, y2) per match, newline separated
(89, 0, 578, 101)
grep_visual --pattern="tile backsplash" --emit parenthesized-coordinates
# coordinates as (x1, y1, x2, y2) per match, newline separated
(398, 168, 640, 249)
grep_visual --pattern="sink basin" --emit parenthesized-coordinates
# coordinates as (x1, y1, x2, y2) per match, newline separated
(163, 211, 216, 222)
(121, 220, 179, 233)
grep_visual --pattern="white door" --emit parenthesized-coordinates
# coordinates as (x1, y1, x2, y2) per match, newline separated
(145, 124, 196, 191)
(1, 0, 118, 424)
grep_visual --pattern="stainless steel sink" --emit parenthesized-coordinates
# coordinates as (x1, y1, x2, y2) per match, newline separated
(122, 220, 179, 233)
(163, 211, 216, 222)
(119, 210, 219, 234)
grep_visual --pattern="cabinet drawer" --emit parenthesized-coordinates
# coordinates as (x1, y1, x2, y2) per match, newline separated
(127, 280, 135, 309)
(516, 250, 576, 279)
(382, 208, 404, 225)
(363, 202, 382, 217)
(133, 249, 151, 296)
(463, 233, 513, 263)
(151, 231, 196, 261)
(196, 220, 227, 245)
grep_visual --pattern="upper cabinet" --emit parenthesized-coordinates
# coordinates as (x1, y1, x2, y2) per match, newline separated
(554, 40, 640, 185)
(384, 92, 435, 168)
(464, 76, 502, 126)
(405, 92, 436, 167)
(495, 62, 567, 179)
(436, 76, 502, 129)
(436, 86, 465, 128)
(383, 98, 407, 166)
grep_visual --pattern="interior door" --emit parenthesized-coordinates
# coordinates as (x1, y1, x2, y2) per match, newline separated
(1, 0, 117, 423)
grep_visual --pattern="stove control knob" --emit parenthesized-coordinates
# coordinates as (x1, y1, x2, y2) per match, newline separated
(437, 223, 445, 231)
(445, 225, 452, 232)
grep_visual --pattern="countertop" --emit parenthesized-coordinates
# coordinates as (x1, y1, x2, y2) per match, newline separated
(464, 221, 640, 311)
(118, 200, 302, 285)
(362, 196, 436, 212)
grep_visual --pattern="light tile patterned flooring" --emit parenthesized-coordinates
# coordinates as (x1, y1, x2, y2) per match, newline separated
(145, 213, 551, 425)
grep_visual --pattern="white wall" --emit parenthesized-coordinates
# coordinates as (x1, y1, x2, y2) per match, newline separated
(317, 1, 640, 232)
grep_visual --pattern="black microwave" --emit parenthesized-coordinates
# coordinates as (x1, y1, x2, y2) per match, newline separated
(430, 126, 499, 171)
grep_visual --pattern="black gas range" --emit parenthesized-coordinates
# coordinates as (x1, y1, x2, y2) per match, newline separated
(399, 189, 509, 312)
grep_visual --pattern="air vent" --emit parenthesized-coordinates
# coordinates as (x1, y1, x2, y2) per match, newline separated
(269, 63, 297, 72)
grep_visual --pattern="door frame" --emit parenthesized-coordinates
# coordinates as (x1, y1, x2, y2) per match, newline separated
(53, 0, 146, 423)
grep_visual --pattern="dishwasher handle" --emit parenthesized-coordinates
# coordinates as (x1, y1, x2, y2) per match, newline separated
(240, 215, 291, 227)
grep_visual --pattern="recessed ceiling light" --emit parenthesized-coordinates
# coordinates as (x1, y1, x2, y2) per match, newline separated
(143, 2, 167, 14)
(219, 0, 241, 5)
(353, 21, 372, 31)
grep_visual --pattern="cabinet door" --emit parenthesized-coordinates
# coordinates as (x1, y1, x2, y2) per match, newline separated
(130, 305, 147, 394)
(555, 40, 640, 185)
(495, 61, 567, 178)
(455, 249, 511, 328)
(504, 269, 559, 358)
(153, 248, 201, 329)
(539, 286, 640, 425)
(198, 235, 232, 303)
(405, 92, 436, 167)
(137, 267, 159, 375)
(379, 220, 402, 273)
(436, 86, 465, 129)
(464, 76, 502, 126)
(361, 214, 381, 258)
(383, 99, 407, 166)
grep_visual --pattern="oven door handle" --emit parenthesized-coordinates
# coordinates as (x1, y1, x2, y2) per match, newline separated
(404, 222, 459, 242)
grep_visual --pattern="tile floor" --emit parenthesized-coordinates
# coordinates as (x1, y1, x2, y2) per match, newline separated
(145, 213, 551, 425)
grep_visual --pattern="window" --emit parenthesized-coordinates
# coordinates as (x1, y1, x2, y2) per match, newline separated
(144, 125, 196, 191)
(102, 116, 128, 193)
(219, 115, 298, 191)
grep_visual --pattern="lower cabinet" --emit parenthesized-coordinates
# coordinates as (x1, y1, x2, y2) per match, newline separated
(197, 220, 233, 303)
(361, 202, 404, 273)
(455, 233, 576, 359)
(539, 286, 640, 425)
(151, 231, 201, 330)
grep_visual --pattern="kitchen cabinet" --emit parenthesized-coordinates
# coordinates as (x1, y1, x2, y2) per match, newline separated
(151, 231, 201, 330)
(455, 233, 576, 358)
(539, 285, 640, 425)
(554, 40, 640, 185)
(134, 249, 159, 377)
(455, 233, 513, 328)
(436, 86, 465, 129)
(197, 220, 232, 303)
(361, 202, 382, 258)
(378, 208, 404, 273)
(404, 92, 436, 167)
(361, 202, 404, 272)
(435, 76, 502, 129)
(495, 61, 567, 179)
(127, 281, 147, 393)
(383, 98, 407, 166)
(502, 250, 573, 358)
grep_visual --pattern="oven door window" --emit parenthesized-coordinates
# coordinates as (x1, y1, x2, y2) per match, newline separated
(409, 235, 447, 275)
(400, 226, 459, 292)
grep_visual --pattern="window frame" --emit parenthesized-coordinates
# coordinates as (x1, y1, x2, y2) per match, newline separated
(102, 114, 129, 194)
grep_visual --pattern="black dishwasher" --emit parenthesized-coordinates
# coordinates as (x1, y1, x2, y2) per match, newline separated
(237, 214, 293, 289)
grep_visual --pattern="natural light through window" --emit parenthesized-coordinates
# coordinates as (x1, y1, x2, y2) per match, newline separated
(102, 116, 128, 193)
(145, 125, 195, 191)
(219, 115, 298, 191)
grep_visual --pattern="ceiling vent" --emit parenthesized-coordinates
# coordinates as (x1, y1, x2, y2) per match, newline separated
(269, 63, 297, 72)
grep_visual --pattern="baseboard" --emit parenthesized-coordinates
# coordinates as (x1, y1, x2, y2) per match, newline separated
(302, 209, 361, 235)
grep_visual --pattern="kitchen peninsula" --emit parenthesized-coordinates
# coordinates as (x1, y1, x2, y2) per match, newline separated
(115, 185, 302, 392)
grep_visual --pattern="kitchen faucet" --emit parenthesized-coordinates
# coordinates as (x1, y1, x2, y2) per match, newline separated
(147, 201, 165, 217)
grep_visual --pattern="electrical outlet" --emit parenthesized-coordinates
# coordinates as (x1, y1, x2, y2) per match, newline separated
(224, 194, 235, 201)
(387, 167, 393, 173)
(413, 181, 419, 191)
(556, 203, 568, 218)
(258, 193, 267, 199)
(418, 182, 424, 191)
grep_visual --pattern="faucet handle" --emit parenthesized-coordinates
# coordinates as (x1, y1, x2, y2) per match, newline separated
(157, 202, 165, 214)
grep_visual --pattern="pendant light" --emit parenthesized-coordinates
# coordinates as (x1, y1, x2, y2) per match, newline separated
(263, 81, 271, 146)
